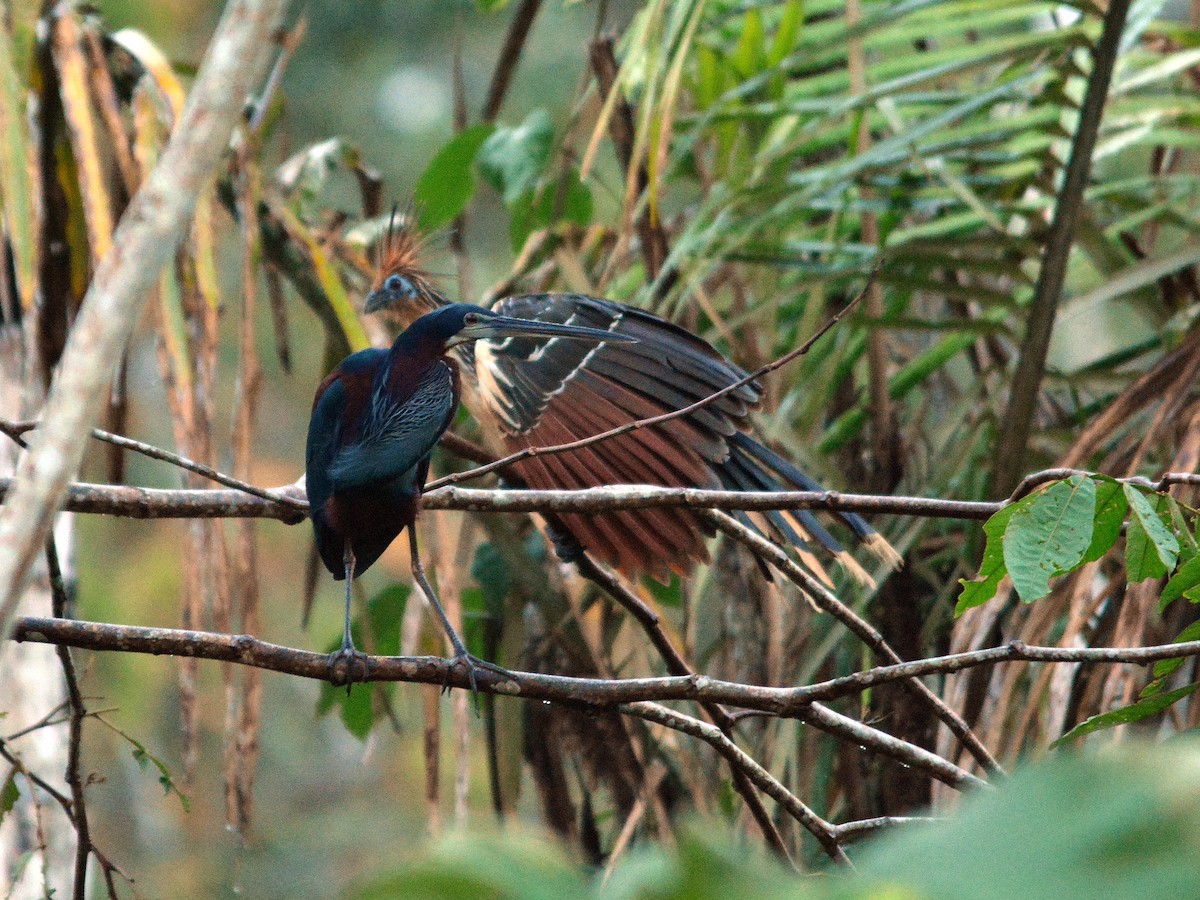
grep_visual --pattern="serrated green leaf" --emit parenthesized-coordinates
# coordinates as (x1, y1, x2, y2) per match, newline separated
(957, 501, 1019, 614)
(1125, 485, 1179, 581)
(1002, 475, 1096, 602)
(1081, 475, 1127, 564)
(126, 737, 190, 811)
(478, 109, 554, 205)
(415, 123, 495, 232)
(1053, 682, 1200, 746)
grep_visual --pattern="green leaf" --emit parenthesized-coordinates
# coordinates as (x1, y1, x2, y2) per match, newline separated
(507, 172, 593, 252)
(478, 109, 554, 205)
(471, 542, 511, 612)
(1152, 618, 1200, 681)
(366, 583, 408, 657)
(356, 829, 588, 900)
(1160, 554, 1200, 610)
(316, 584, 406, 739)
(732, 9, 765, 80)
(767, 0, 803, 68)
(316, 662, 375, 739)
(956, 501, 1019, 614)
(1002, 475, 1096, 602)
(644, 574, 682, 609)
(1053, 682, 1200, 746)
(1081, 475, 1127, 564)
(854, 744, 1200, 898)
(0, 769, 18, 827)
(1124, 485, 1179, 582)
(414, 123, 495, 232)
(128, 739, 190, 811)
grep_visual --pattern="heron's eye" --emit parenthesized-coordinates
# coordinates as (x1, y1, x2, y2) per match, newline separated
(463, 312, 479, 326)
(384, 273, 411, 294)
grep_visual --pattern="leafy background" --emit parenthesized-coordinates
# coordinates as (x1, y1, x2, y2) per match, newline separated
(3, 0, 1200, 894)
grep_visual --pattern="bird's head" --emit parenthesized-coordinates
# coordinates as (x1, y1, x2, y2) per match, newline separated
(364, 216, 446, 326)
(405, 303, 635, 352)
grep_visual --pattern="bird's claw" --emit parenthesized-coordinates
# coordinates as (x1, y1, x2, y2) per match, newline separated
(327, 645, 370, 694)
(443, 651, 511, 717)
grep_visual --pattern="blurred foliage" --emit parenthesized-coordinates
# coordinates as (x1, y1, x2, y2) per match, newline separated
(353, 742, 1200, 899)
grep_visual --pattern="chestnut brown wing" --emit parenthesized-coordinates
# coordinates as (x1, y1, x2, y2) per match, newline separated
(474, 293, 894, 582)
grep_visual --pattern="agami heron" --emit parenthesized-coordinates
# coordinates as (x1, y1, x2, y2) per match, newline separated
(364, 227, 901, 586)
(306, 302, 629, 684)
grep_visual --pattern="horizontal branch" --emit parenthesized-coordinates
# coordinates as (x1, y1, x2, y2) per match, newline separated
(13, 615, 987, 791)
(0, 477, 1000, 523)
(6, 466, 1186, 527)
(0, 478, 309, 522)
(15, 617, 1198, 716)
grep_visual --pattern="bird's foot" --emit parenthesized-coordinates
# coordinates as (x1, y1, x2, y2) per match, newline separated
(327, 644, 371, 695)
(443, 650, 511, 716)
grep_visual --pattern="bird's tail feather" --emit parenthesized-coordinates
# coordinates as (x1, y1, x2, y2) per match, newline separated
(724, 432, 901, 583)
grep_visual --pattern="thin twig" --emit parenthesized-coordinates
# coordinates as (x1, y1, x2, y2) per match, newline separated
(0, 739, 75, 811)
(45, 535, 90, 899)
(619, 701, 849, 864)
(574, 552, 793, 863)
(704, 509, 1004, 777)
(833, 816, 934, 842)
(427, 275, 872, 490)
(0, 418, 307, 510)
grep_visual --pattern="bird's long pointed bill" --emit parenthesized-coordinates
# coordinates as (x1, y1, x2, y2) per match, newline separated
(463, 316, 635, 344)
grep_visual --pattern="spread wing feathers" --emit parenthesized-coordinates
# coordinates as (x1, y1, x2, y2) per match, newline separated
(322, 358, 456, 495)
(482, 294, 757, 438)
(472, 292, 895, 582)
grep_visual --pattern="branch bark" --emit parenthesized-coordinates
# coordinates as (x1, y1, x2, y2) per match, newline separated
(17, 617, 1197, 787)
(989, 0, 1132, 497)
(0, 0, 289, 639)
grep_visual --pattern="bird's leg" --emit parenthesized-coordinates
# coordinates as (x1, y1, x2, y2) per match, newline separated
(327, 540, 370, 692)
(408, 527, 507, 708)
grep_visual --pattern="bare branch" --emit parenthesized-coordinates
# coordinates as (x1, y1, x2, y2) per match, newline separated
(990, 0, 1132, 496)
(703, 509, 1004, 777)
(0, 418, 307, 511)
(618, 701, 848, 864)
(0, 478, 1002, 523)
(481, 0, 543, 124)
(19, 618, 1200, 787)
(0, 0, 290, 638)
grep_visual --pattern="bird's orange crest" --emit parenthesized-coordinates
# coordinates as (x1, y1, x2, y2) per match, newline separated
(370, 209, 444, 306)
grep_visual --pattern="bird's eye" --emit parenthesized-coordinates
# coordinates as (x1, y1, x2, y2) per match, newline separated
(463, 312, 479, 326)
(384, 274, 410, 294)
